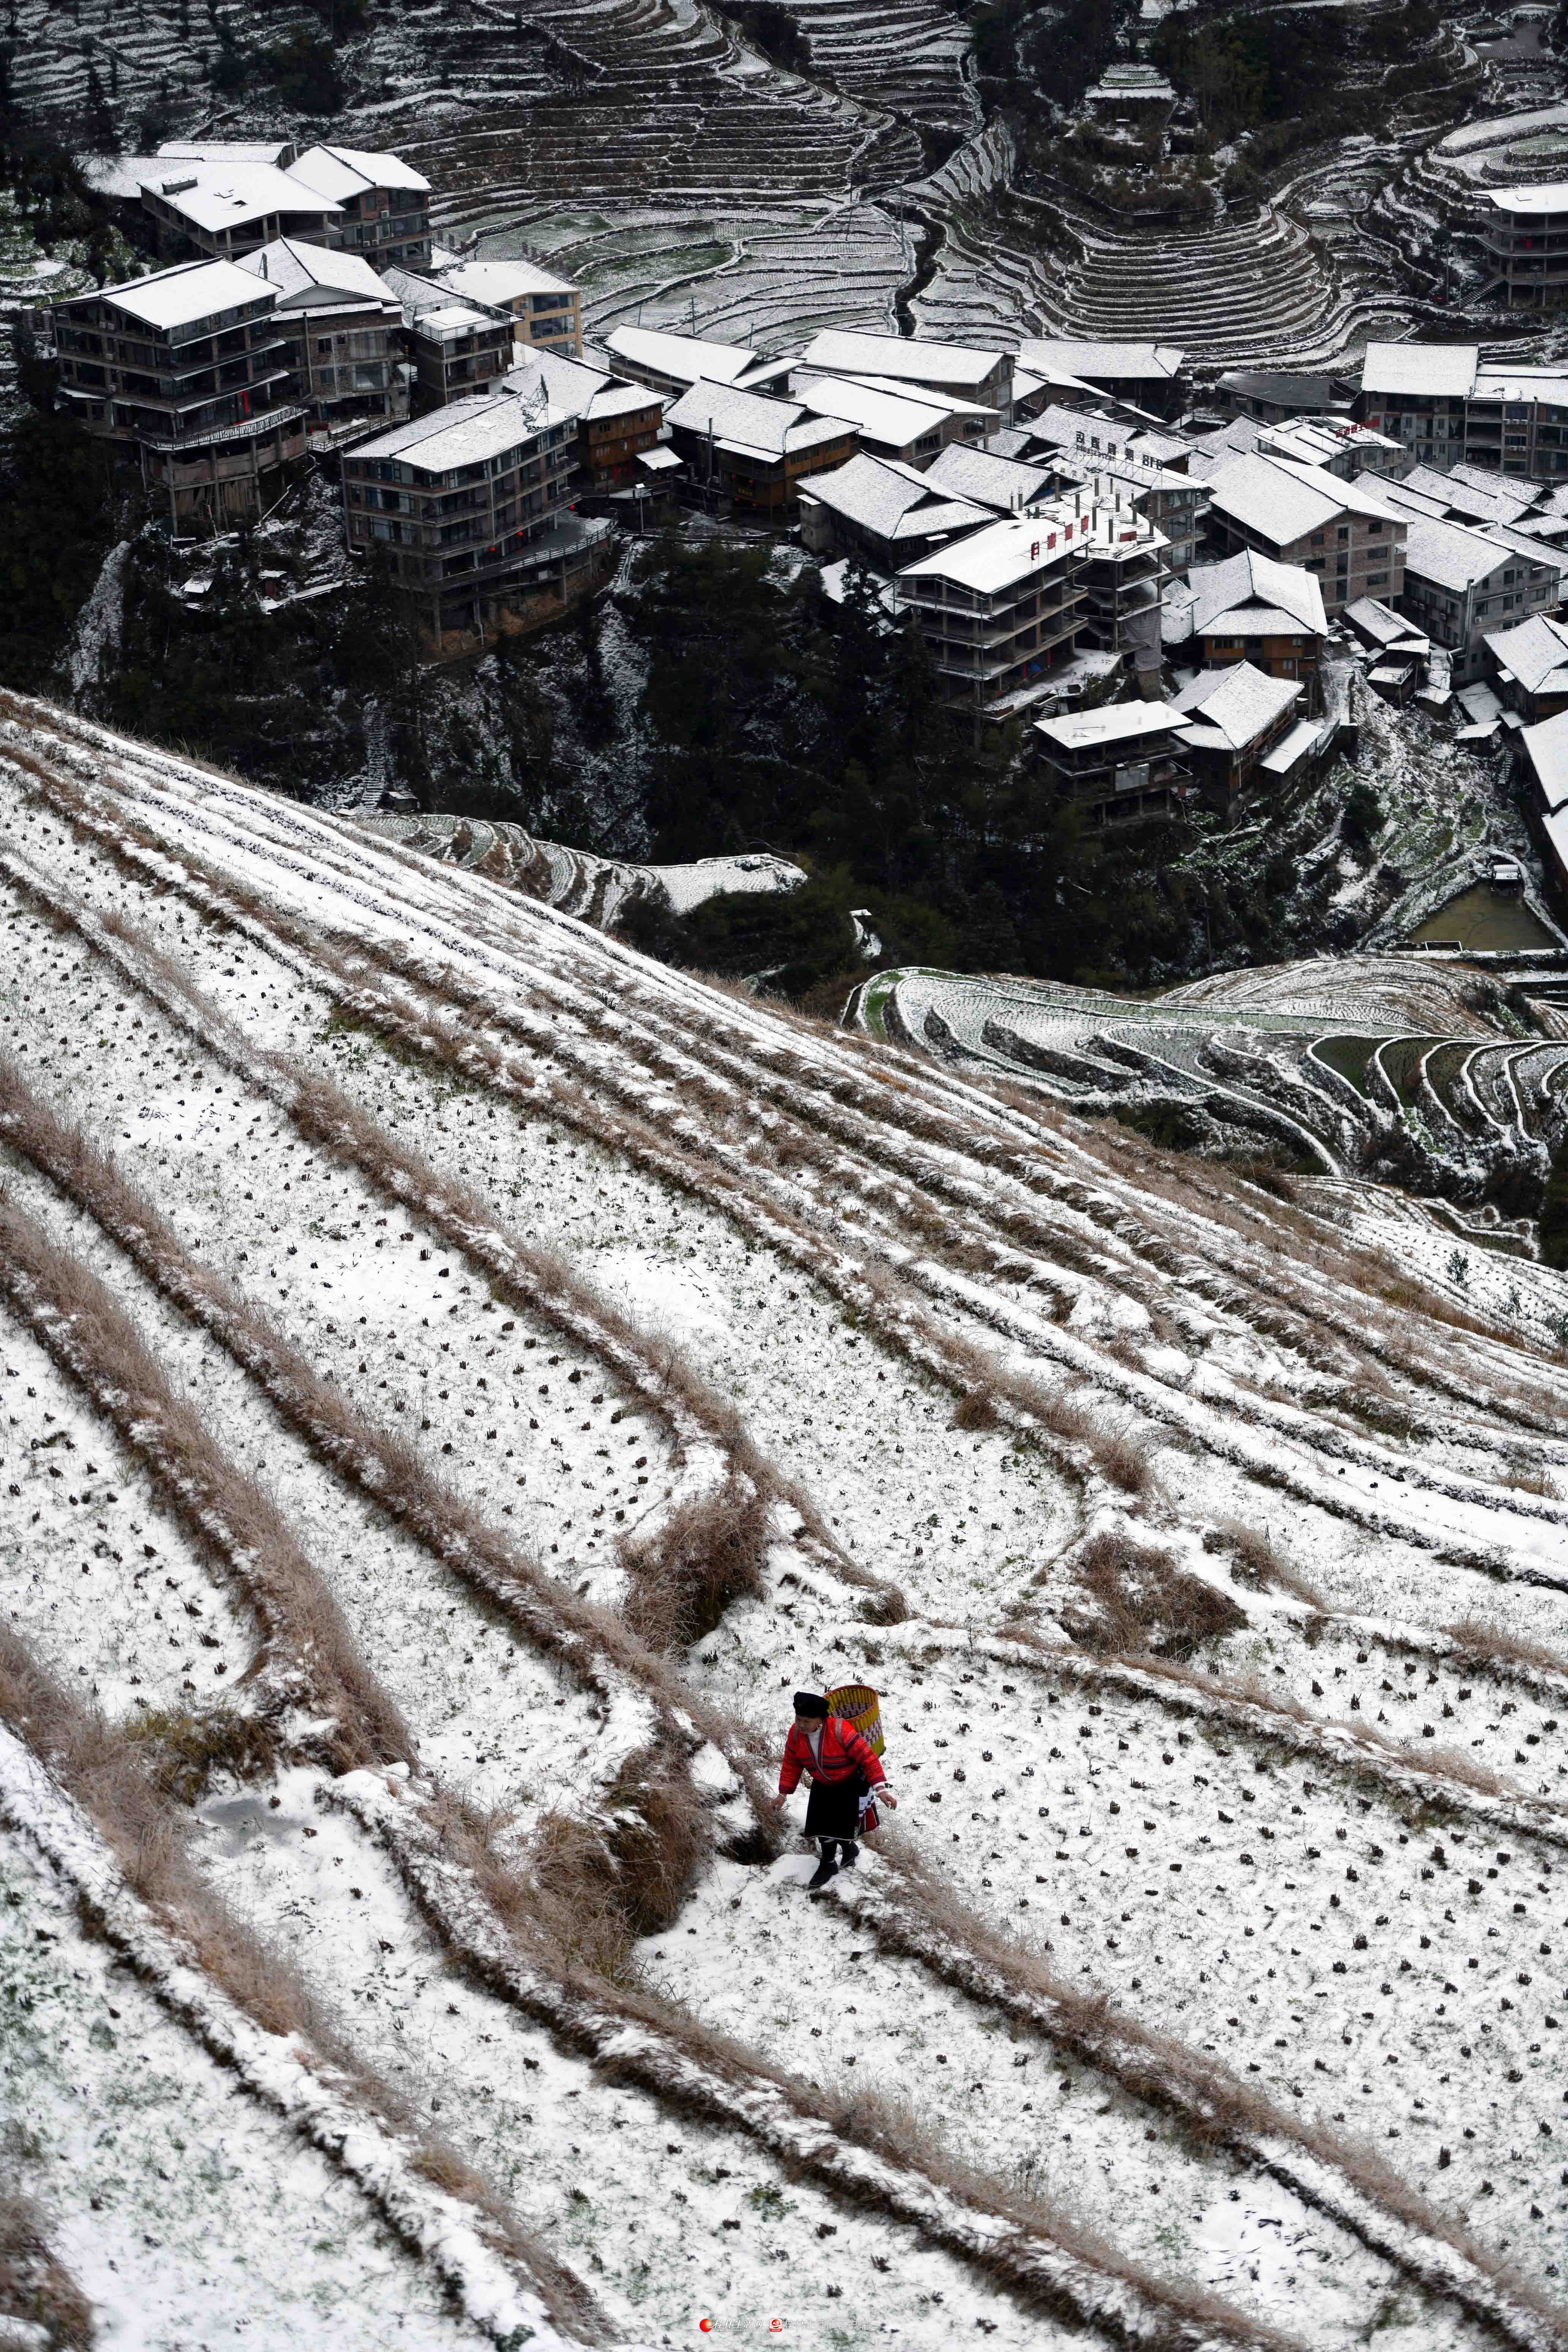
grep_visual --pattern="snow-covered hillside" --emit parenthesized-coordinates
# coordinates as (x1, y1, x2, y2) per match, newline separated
(3, 688, 1568, 2350)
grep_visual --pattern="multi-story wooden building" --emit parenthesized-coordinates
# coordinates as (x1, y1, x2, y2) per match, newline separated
(341, 393, 581, 646)
(662, 380, 857, 514)
(137, 159, 341, 264)
(1170, 662, 1305, 805)
(1357, 343, 1568, 481)
(432, 259, 582, 358)
(798, 329, 1014, 423)
(237, 239, 403, 434)
(1034, 699, 1195, 825)
(1181, 551, 1328, 698)
(53, 257, 307, 533)
(1398, 512, 1568, 682)
(503, 350, 664, 488)
(283, 145, 432, 270)
(382, 267, 512, 411)
(894, 508, 1090, 714)
(1201, 450, 1406, 617)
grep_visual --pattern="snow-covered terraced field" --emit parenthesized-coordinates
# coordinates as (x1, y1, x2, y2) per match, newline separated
(5, 688, 1568, 2349)
(848, 955, 1568, 1248)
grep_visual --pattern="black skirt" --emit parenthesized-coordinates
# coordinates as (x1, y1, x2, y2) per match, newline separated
(804, 1773, 865, 1840)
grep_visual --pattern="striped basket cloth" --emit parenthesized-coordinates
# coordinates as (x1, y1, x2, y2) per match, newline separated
(825, 1683, 884, 1758)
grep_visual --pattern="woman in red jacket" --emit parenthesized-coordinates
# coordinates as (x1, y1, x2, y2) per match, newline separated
(772, 1690, 896, 1889)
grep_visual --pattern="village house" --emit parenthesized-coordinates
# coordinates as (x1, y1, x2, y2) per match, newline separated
(600, 324, 788, 401)
(797, 328, 1013, 422)
(922, 442, 1055, 514)
(381, 266, 512, 411)
(502, 349, 664, 489)
(1177, 550, 1328, 700)
(1170, 663, 1306, 805)
(52, 257, 308, 533)
(341, 392, 586, 649)
(894, 508, 1091, 715)
(1216, 369, 1352, 424)
(1358, 343, 1568, 480)
(430, 258, 582, 358)
(237, 239, 404, 434)
(136, 158, 341, 264)
(1034, 698, 1195, 825)
(1204, 413, 1409, 482)
(1344, 595, 1430, 664)
(1397, 511, 1567, 681)
(1483, 610, 1568, 720)
(1199, 450, 1405, 616)
(1082, 62, 1178, 138)
(797, 453, 992, 569)
(662, 379, 857, 514)
(789, 374, 963, 467)
(281, 145, 433, 269)
(1479, 183, 1568, 308)
(794, 369, 997, 443)
(1017, 338, 1187, 419)
(1023, 404, 1206, 569)
(1071, 493, 1168, 670)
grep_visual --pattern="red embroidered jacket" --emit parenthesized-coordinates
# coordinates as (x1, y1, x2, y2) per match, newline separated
(778, 1716, 887, 1797)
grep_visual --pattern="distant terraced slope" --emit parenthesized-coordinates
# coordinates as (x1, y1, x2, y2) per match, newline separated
(352, 809, 805, 927)
(848, 955, 1568, 1221)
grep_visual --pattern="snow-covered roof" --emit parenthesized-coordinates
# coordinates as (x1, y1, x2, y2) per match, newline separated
(433, 258, 576, 307)
(1262, 417, 1400, 468)
(897, 512, 1081, 594)
(1259, 717, 1321, 777)
(1398, 463, 1535, 526)
(145, 161, 340, 232)
(800, 452, 989, 541)
(96, 257, 277, 332)
(791, 374, 949, 450)
(84, 153, 182, 199)
(1370, 475, 1451, 523)
(1484, 518, 1568, 576)
(637, 446, 683, 472)
(1345, 595, 1427, 653)
(1473, 365, 1568, 406)
(797, 369, 996, 420)
(604, 324, 763, 387)
(924, 443, 1053, 513)
(1359, 343, 1479, 399)
(1019, 338, 1185, 383)
(665, 378, 852, 459)
(285, 144, 430, 201)
(158, 139, 296, 166)
(799, 330, 1007, 390)
(1217, 368, 1342, 408)
(1035, 699, 1191, 754)
(1204, 451, 1396, 544)
(348, 393, 562, 472)
(1188, 549, 1327, 637)
(502, 347, 613, 420)
(237, 238, 394, 307)
(1171, 661, 1301, 751)
(1401, 514, 1511, 593)
(1523, 707, 1568, 810)
(1488, 182, 1568, 212)
(1484, 611, 1568, 695)
(1450, 460, 1543, 506)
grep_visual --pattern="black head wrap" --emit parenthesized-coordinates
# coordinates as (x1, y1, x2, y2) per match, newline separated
(792, 1690, 828, 1718)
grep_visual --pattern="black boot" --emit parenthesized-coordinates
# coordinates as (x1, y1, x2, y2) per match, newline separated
(839, 1840, 859, 1870)
(807, 1844, 839, 1890)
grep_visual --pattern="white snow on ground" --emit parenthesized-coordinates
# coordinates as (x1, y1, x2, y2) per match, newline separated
(0, 1300, 254, 1720)
(3, 697, 1568, 2348)
(0, 1813, 492, 2352)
